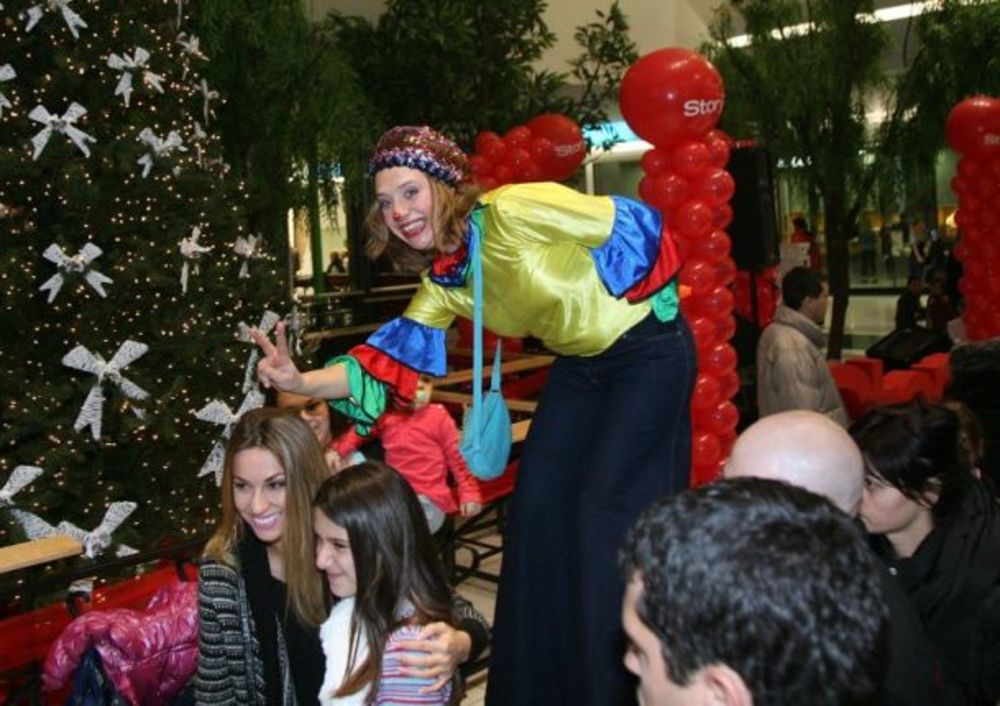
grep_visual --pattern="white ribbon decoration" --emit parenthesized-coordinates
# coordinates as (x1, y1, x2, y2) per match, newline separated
(176, 33, 208, 79)
(197, 78, 218, 125)
(57, 501, 137, 559)
(195, 389, 265, 484)
(29, 102, 96, 161)
(178, 226, 213, 294)
(25, 0, 88, 38)
(39, 242, 112, 303)
(106, 48, 165, 108)
(189, 120, 207, 167)
(234, 234, 262, 279)
(0, 465, 44, 507)
(136, 127, 186, 178)
(9, 508, 59, 540)
(0, 64, 15, 118)
(62, 340, 150, 440)
(238, 310, 280, 392)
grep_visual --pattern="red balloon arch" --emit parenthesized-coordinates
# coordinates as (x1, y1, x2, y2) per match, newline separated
(620, 48, 737, 486)
(946, 95, 1000, 341)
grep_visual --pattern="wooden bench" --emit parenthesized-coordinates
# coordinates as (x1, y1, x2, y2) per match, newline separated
(437, 356, 555, 386)
(0, 536, 82, 575)
(431, 390, 538, 414)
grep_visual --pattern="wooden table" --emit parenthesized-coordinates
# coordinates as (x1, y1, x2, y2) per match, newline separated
(0, 535, 83, 575)
(437, 355, 555, 386)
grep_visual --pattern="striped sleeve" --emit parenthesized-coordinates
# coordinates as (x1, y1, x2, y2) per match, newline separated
(376, 625, 453, 705)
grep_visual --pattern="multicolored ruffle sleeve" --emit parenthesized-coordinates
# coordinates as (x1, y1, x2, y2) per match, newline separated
(589, 195, 682, 321)
(327, 317, 447, 436)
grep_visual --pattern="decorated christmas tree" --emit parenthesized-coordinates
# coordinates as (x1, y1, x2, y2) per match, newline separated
(0, 0, 282, 568)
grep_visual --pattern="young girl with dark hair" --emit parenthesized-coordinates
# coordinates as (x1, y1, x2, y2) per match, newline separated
(313, 461, 458, 705)
(851, 400, 1000, 705)
(252, 125, 695, 705)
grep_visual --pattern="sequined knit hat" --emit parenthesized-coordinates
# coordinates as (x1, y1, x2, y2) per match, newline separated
(368, 126, 471, 188)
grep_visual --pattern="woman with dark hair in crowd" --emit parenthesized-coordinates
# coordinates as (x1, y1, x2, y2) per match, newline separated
(850, 400, 1000, 705)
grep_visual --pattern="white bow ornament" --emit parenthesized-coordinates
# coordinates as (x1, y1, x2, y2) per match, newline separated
(0, 465, 44, 507)
(234, 234, 263, 279)
(29, 102, 96, 160)
(62, 340, 149, 440)
(238, 310, 281, 392)
(25, 0, 88, 38)
(39, 242, 112, 303)
(107, 48, 165, 107)
(0, 64, 15, 118)
(136, 127, 186, 178)
(196, 78, 218, 125)
(195, 389, 265, 484)
(179, 226, 213, 294)
(58, 501, 138, 559)
(176, 33, 208, 79)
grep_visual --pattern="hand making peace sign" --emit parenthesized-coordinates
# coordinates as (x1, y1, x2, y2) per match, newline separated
(249, 320, 302, 392)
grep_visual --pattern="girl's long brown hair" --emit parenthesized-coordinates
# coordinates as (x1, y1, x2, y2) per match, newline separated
(203, 407, 330, 628)
(314, 461, 455, 703)
(365, 173, 481, 273)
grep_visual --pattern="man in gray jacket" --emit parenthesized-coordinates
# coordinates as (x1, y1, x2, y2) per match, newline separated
(756, 266, 848, 425)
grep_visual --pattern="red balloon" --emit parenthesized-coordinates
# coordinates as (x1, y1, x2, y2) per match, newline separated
(693, 229, 731, 264)
(518, 159, 544, 183)
(681, 259, 716, 297)
(688, 315, 718, 351)
(704, 343, 738, 377)
(705, 129, 732, 167)
(640, 148, 671, 176)
(526, 113, 586, 181)
(946, 96, 1000, 157)
(711, 203, 734, 230)
(715, 314, 736, 342)
(638, 175, 657, 203)
(715, 258, 737, 286)
(957, 157, 984, 180)
(719, 370, 740, 399)
(503, 125, 532, 150)
(671, 140, 712, 179)
(468, 154, 493, 179)
(502, 146, 532, 170)
(704, 400, 739, 436)
(478, 176, 499, 191)
(976, 175, 999, 198)
(691, 374, 722, 413)
(619, 48, 725, 148)
(475, 131, 504, 156)
(493, 164, 515, 185)
(692, 431, 722, 466)
(677, 199, 714, 239)
(651, 172, 690, 211)
(695, 168, 736, 205)
(528, 136, 556, 170)
(704, 285, 735, 313)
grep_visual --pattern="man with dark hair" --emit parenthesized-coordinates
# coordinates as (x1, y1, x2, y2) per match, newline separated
(757, 265, 847, 424)
(619, 477, 888, 706)
(894, 275, 925, 331)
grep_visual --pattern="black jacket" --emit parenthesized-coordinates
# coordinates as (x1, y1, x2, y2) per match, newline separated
(873, 482, 1000, 705)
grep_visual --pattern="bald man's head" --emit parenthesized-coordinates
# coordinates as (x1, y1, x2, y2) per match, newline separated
(724, 411, 864, 515)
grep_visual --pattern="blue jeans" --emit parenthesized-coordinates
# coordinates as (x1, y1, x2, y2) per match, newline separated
(486, 313, 696, 706)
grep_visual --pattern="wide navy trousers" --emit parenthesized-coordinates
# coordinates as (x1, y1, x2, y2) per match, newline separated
(485, 313, 696, 706)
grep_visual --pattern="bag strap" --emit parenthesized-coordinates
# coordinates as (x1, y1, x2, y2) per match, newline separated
(469, 223, 503, 446)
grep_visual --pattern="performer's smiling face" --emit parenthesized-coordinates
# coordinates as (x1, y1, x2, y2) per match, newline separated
(375, 166, 435, 251)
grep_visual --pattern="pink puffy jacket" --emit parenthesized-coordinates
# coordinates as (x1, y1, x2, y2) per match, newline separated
(44, 580, 198, 704)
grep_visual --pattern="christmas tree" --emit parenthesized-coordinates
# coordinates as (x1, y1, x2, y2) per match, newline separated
(0, 0, 282, 571)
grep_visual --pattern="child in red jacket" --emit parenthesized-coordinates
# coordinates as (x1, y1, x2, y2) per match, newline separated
(335, 377, 482, 531)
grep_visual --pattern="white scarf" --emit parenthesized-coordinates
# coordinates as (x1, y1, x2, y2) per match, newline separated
(319, 597, 370, 706)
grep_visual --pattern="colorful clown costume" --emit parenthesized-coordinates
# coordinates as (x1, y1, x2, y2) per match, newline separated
(327, 181, 695, 706)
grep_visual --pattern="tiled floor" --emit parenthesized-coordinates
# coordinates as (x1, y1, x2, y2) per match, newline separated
(451, 293, 901, 703)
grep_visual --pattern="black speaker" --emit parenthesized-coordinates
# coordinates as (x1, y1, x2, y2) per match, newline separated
(865, 328, 953, 372)
(726, 146, 779, 271)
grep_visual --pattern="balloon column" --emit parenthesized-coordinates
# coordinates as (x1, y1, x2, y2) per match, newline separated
(468, 113, 587, 189)
(620, 48, 739, 486)
(946, 96, 1000, 341)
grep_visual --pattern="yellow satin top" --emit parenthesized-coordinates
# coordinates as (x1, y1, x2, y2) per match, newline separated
(403, 182, 660, 357)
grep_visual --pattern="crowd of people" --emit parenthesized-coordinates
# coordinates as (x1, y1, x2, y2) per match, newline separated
(45, 124, 999, 706)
